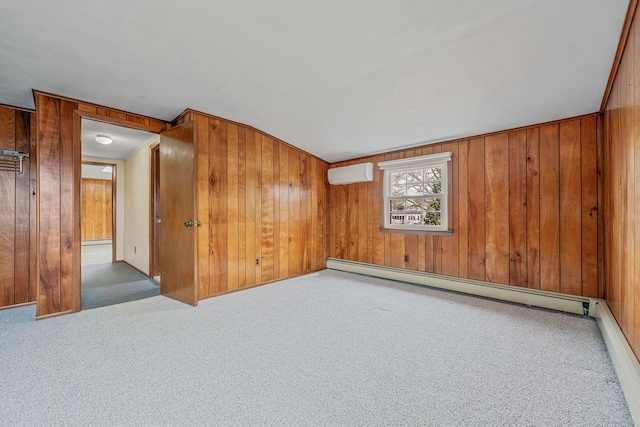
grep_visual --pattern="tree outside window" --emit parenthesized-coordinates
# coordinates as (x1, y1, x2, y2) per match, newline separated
(379, 152, 451, 232)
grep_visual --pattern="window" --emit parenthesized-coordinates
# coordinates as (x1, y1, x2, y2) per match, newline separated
(378, 152, 452, 232)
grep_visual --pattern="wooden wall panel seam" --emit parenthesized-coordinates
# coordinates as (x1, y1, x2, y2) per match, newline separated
(0, 107, 17, 307)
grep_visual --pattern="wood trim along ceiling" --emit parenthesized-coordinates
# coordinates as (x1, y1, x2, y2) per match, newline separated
(600, 0, 639, 112)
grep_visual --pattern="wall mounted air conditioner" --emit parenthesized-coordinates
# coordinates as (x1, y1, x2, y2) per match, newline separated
(328, 162, 374, 185)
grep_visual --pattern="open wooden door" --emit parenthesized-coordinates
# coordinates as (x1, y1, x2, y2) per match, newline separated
(159, 121, 198, 306)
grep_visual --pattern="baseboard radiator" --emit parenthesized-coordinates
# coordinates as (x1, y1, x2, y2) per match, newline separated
(326, 258, 640, 425)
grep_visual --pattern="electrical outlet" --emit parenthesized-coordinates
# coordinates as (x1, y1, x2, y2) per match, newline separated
(255, 258, 260, 266)
(403, 254, 409, 263)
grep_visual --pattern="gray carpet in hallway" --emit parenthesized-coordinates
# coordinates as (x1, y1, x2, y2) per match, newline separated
(0, 270, 632, 426)
(82, 262, 159, 310)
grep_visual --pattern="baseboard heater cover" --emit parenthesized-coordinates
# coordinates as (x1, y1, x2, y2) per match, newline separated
(595, 301, 640, 424)
(326, 258, 589, 315)
(326, 258, 640, 425)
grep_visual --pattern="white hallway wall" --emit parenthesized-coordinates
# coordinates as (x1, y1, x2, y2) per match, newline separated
(123, 138, 156, 275)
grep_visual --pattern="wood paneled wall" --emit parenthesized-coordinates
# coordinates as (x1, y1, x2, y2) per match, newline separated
(603, 1, 640, 360)
(329, 115, 603, 298)
(35, 92, 169, 318)
(0, 106, 36, 309)
(81, 178, 113, 241)
(174, 110, 329, 299)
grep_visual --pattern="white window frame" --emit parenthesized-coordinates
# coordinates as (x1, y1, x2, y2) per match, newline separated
(378, 152, 452, 232)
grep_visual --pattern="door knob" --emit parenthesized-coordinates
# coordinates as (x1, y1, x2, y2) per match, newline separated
(194, 220, 201, 227)
(184, 220, 193, 227)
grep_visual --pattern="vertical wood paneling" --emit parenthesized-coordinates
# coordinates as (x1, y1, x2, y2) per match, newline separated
(81, 179, 90, 238)
(559, 120, 582, 295)
(14, 111, 31, 304)
(80, 178, 113, 240)
(195, 113, 210, 298)
(187, 113, 330, 300)
(260, 136, 274, 282)
(59, 100, 75, 313)
(623, 44, 635, 340)
(347, 162, 359, 261)
(254, 134, 262, 282)
(440, 143, 458, 277)
(608, 80, 621, 318)
(288, 147, 301, 276)
(209, 119, 228, 294)
(0, 107, 16, 307)
(604, 5, 640, 360)
(330, 115, 602, 298)
(618, 51, 631, 341)
(272, 141, 280, 280)
(245, 129, 257, 287)
(34, 93, 170, 317)
(372, 155, 385, 266)
(33, 93, 328, 317)
(301, 152, 312, 273)
(509, 130, 527, 287)
(457, 140, 469, 278)
(29, 116, 37, 302)
(311, 157, 319, 271)
(279, 142, 289, 277)
(227, 124, 239, 291)
(0, 107, 35, 309)
(596, 114, 605, 300)
(581, 117, 598, 298)
(539, 124, 561, 293)
(365, 157, 376, 263)
(72, 111, 81, 312)
(633, 17, 640, 355)
(485, 134, 510, 284)
(338, 168, 347, 260)
(321, 161, 329, 267)
(467, 138, 486, 281)
(188, 111, 328, 300)
(37, 94, 63, 316)
(362, 157, 372, 265)
(526, 128, 541, 290)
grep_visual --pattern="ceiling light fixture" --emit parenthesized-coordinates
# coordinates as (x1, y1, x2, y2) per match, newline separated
(95, 134, 113, 145)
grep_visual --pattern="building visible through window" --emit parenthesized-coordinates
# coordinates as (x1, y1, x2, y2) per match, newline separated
(378, 152, 451, 232)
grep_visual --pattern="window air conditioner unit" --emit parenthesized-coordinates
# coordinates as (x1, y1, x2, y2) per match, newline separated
(328, 162, 374, 185)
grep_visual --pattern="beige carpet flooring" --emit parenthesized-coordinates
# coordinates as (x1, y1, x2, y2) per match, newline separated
(0, 270, 632, 425)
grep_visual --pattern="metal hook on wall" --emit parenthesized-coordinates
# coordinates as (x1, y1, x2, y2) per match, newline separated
(0, 149, 29, 174)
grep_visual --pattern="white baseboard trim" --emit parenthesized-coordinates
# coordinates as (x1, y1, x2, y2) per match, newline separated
(326, 258, 640, 425)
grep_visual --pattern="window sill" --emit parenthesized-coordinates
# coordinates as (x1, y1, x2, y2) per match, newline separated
(379, 227, 454, 236)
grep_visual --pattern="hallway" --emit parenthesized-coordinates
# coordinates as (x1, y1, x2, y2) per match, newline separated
(81, 262, 159, 310)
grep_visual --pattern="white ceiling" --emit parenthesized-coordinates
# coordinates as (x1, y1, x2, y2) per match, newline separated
(82, 119, 157, 160)
(0, 1, 629, 162)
